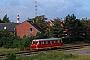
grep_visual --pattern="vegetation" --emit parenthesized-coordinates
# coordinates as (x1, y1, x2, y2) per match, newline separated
(0, 14, 10, 23)
(1, 51, 90, 60)
(0, 30, 34, 50)
(28, 14, 90, 43)
(35, 32, 46, 39)
(5, 53, 16, 60)
(27, 15, 48, 30)
(0, 14, 90, 50)
(0, 14, 90, 59)
(0, 48, 19, 54)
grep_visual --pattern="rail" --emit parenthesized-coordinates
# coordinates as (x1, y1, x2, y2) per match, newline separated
(0, 44, 89, 58)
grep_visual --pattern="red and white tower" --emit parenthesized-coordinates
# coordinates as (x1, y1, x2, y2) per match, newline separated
(17, 15, 20, 23)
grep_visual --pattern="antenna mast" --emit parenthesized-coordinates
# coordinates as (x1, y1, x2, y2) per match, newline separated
(35, 1, 37, 16)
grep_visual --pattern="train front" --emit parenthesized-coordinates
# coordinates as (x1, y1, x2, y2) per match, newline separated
(30, 40, 38, 50)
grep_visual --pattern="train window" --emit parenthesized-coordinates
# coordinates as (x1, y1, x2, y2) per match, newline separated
(46, 41, 48, 44)
(59, 40, 61, 43)
(52, 41, 54, 44)
(54, 41, 56, 43)
(44, 41, 46, 44)
(48, 41, 50, 44)
(41, 42, 43, 44)
(61, 40, 62, 42)
(56, 40, 58, 43)
(33, 42, 38, 44)
(54, 40, 57, 43)
(37, 42, 39, 44)
(40, 41, 44, 44)
(50, 41, 52, 43)
(39, 41, 41, 44)
(58, 40, 60, 43)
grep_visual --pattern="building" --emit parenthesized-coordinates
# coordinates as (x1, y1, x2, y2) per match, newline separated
(16, 21, 44, 38)
(48, 20, 65, 27)
(0, 21, 44, 38)
(48, 20, 54, 26)
(0, 23, 18, 34)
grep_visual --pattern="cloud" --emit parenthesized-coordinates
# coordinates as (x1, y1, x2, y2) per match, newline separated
(36, 0, 84, 19)
(0, 0, 36, 22)
(0, 0, 90, 22)
(9, 0, 20, 7)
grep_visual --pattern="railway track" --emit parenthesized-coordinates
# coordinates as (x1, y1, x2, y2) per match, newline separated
(0, 44, 89, 58)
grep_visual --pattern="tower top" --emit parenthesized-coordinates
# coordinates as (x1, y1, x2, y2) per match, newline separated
(17, 15, 20, 23)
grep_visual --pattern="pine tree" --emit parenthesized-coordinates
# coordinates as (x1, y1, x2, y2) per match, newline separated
(2, 14, 10, 23)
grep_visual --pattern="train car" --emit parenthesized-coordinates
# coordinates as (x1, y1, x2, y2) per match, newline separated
(30, 38, 63, 50)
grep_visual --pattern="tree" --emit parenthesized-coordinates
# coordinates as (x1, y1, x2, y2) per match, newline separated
(27, 15, 48, 31)
(80, 19, 90, 39)
(2, 14, 10, 23)
(35, 32, 46, 39)
(0, 18, 4, 23)
(53, 17, 62, 27)
(49, 17, 64, 38)
(0, 30, 12, 47)
(64, 14, 85, 41)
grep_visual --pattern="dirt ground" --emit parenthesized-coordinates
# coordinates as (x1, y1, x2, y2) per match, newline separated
(65, 46, 90, 55)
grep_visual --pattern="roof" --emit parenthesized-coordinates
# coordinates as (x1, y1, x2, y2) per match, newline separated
(27, 21, 44, 33)
(49, 20, 54, 24)
(33, 38, 62, 41)
(0, 23, 18, 32)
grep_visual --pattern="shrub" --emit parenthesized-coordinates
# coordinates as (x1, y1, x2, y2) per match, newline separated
(5, 53, 16, 60)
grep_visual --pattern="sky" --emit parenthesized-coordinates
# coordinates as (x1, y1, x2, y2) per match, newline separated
(0, 0, 90, 22)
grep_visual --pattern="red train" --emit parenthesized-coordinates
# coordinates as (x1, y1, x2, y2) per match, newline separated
(30, 38, 63, 50)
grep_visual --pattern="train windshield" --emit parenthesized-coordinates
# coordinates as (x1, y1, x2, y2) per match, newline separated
(33, 41, 38, 44)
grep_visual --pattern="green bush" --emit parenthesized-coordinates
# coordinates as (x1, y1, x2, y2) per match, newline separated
(35, 32, 46, 39)
(5, 53, 16, 60)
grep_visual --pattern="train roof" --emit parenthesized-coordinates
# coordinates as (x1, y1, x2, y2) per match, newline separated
(33, 38, 62, 41)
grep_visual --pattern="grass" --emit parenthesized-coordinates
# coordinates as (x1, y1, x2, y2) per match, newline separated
(0, 47, 20, 54)
(0, 42, 90, 60)
(16, 51, 79, 60)
(77, 54, 90, 60)
(64, 42, 89, 46)
(1, 49, 90, 60)
(14, 51, 90, 60)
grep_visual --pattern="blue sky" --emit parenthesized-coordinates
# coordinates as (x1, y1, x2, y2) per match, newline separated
(0, 0, 90, 22)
